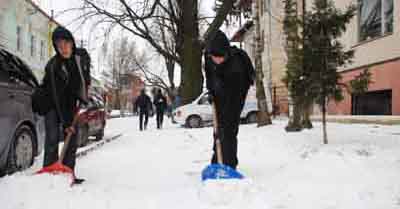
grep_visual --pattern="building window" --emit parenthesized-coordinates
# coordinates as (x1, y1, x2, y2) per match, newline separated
(30, 35, 35, 57)
(40, 40, 45, 61)
(359, 0, 394, 42)
(384, 0, 393, 33)
(260, 0, 264, 14)
(265, 0, 270, 13)
(261, 30, 265, 52)
(17, 26, 22, 51)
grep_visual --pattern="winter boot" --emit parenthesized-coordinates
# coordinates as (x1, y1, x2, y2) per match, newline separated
(72, 177, 85, 185)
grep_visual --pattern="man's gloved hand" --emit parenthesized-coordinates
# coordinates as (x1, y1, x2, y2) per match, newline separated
(64, 126, 76, 135)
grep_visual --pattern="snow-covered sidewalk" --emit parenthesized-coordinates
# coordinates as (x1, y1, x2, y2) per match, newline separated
(1, 117, 400, 209)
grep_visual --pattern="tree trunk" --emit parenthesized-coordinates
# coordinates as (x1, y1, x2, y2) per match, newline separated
(180, 0, 203, 105)
(322, 98, 328, 144)
(254, 0, 272, 126)
(301, 102, 313, 129)
(165, 58, 175, 89)
(285, 99, 302, 131)
(115, 89, 121, 110)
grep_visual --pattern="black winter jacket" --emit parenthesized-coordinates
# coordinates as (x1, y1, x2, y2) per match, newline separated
(205, 31, 254, 130)
(135, 94, 153, 113)
(41, 26, 87, 127)
(153, 94, 167, 112)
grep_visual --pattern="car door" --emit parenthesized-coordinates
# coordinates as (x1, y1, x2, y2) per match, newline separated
(196, 94, 213, 122)
(0, 61, 18, 167)
(87, 99, 98, 134)
(91, 100, 101, 131)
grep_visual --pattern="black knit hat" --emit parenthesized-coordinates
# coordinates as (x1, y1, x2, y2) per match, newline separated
(207, 30, 230, 57)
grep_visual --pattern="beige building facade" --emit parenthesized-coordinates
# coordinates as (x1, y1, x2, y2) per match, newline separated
(233, 0, 294, 115)
(236, 0, 399, 115)
(313, 0, 400, 115)
(0, 0, 59, 80)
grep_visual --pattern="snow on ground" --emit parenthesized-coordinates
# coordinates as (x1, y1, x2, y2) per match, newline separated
(1, 116, 400, 209)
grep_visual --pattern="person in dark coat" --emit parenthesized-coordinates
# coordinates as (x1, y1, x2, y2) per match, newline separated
(134, 89, 153, 131)
(41, 26, 88, 184)
(153, 89, 167, 129)
(204, 30, 254, 170)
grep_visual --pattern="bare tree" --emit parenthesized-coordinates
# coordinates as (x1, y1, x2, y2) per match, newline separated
(106, 37, 141, 111)
(133, 52, 179, 101)
(73, 0, 234, 104)
(253, 0, 272, 126)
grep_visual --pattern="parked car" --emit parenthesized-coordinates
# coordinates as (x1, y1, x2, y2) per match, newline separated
(77, 95, 107, 147)
(173, 92, 259, 128)
(0, 48, 43, 175)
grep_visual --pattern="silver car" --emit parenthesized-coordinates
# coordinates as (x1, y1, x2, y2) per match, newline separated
(0, 48, 43, 175)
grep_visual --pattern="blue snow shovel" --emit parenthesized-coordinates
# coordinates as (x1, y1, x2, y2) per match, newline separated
(201, 102, 244, 181)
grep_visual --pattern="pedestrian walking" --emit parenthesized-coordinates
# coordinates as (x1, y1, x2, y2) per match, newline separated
(134, 89, 153, 131)
(153, 89, 167, 129)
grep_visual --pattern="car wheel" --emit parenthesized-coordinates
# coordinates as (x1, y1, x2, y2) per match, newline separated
(187, 115, 202, 128)
(6, 125, 35, 174)
(94, 120, 105, 141)
(77, 125, 89, 147)
(246, 112, 258, 124)
(95, 129, 104, 141)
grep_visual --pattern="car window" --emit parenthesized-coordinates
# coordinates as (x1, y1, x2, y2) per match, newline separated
(0, 68, 10, 83)
(94, 100, 101, 108)
(0, 58, 11, 83)
(0, 49, 38, 88)
(91, 94, 104, 107)
(89, 98, 98, 108)
(198, 95, 211, 105)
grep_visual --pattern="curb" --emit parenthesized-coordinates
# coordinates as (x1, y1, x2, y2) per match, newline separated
(77, 134, 123, 158)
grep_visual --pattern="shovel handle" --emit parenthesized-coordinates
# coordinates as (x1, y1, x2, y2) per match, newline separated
(59, 112, 81, 162)
(212, 103, 223, 165)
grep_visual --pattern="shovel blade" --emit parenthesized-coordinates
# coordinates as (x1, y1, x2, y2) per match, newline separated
(36, 162, 73, 175)
(201, 164, 244, 181)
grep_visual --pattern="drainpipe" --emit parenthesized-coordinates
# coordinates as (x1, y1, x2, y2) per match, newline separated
(47, 10, 54, 57)
(267, 0, 272, 94)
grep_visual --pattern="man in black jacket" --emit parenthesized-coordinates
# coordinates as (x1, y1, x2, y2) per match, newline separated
(153, 89, 167, 129)
(205, 30, 254, 170)
(41, 26, 88, 184)
(134, 89, 153, 131)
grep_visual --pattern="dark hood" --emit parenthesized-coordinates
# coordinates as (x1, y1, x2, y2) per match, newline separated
(52, 26, 76, 57)
(206, 30, 230, 57)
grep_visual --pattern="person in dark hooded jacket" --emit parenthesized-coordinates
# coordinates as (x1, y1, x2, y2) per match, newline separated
(204, 30, 254, 170)
(41, 26, 88, 184)
(153, 89, 167, 129)
(134, 89, 153, 131)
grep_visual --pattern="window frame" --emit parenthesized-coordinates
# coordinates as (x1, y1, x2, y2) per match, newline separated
(16, 26, 22, 52)
(40, 40, 45, 61)
(358, 0, 394, 42)
(30, 35, 35, 57)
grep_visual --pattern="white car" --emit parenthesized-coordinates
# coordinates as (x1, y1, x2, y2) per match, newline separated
(173, 92, 259, 128)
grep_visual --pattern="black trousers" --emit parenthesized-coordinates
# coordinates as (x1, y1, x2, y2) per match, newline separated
(156, 109, 164, 129)
(211, 119, 240, 169)
(211, 90, 248, 169)
(139, 111, 149, 131)
(43, 110, 78, 171)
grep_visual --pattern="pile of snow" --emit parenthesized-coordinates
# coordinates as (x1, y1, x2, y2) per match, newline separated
(1, 117, 400, 209)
